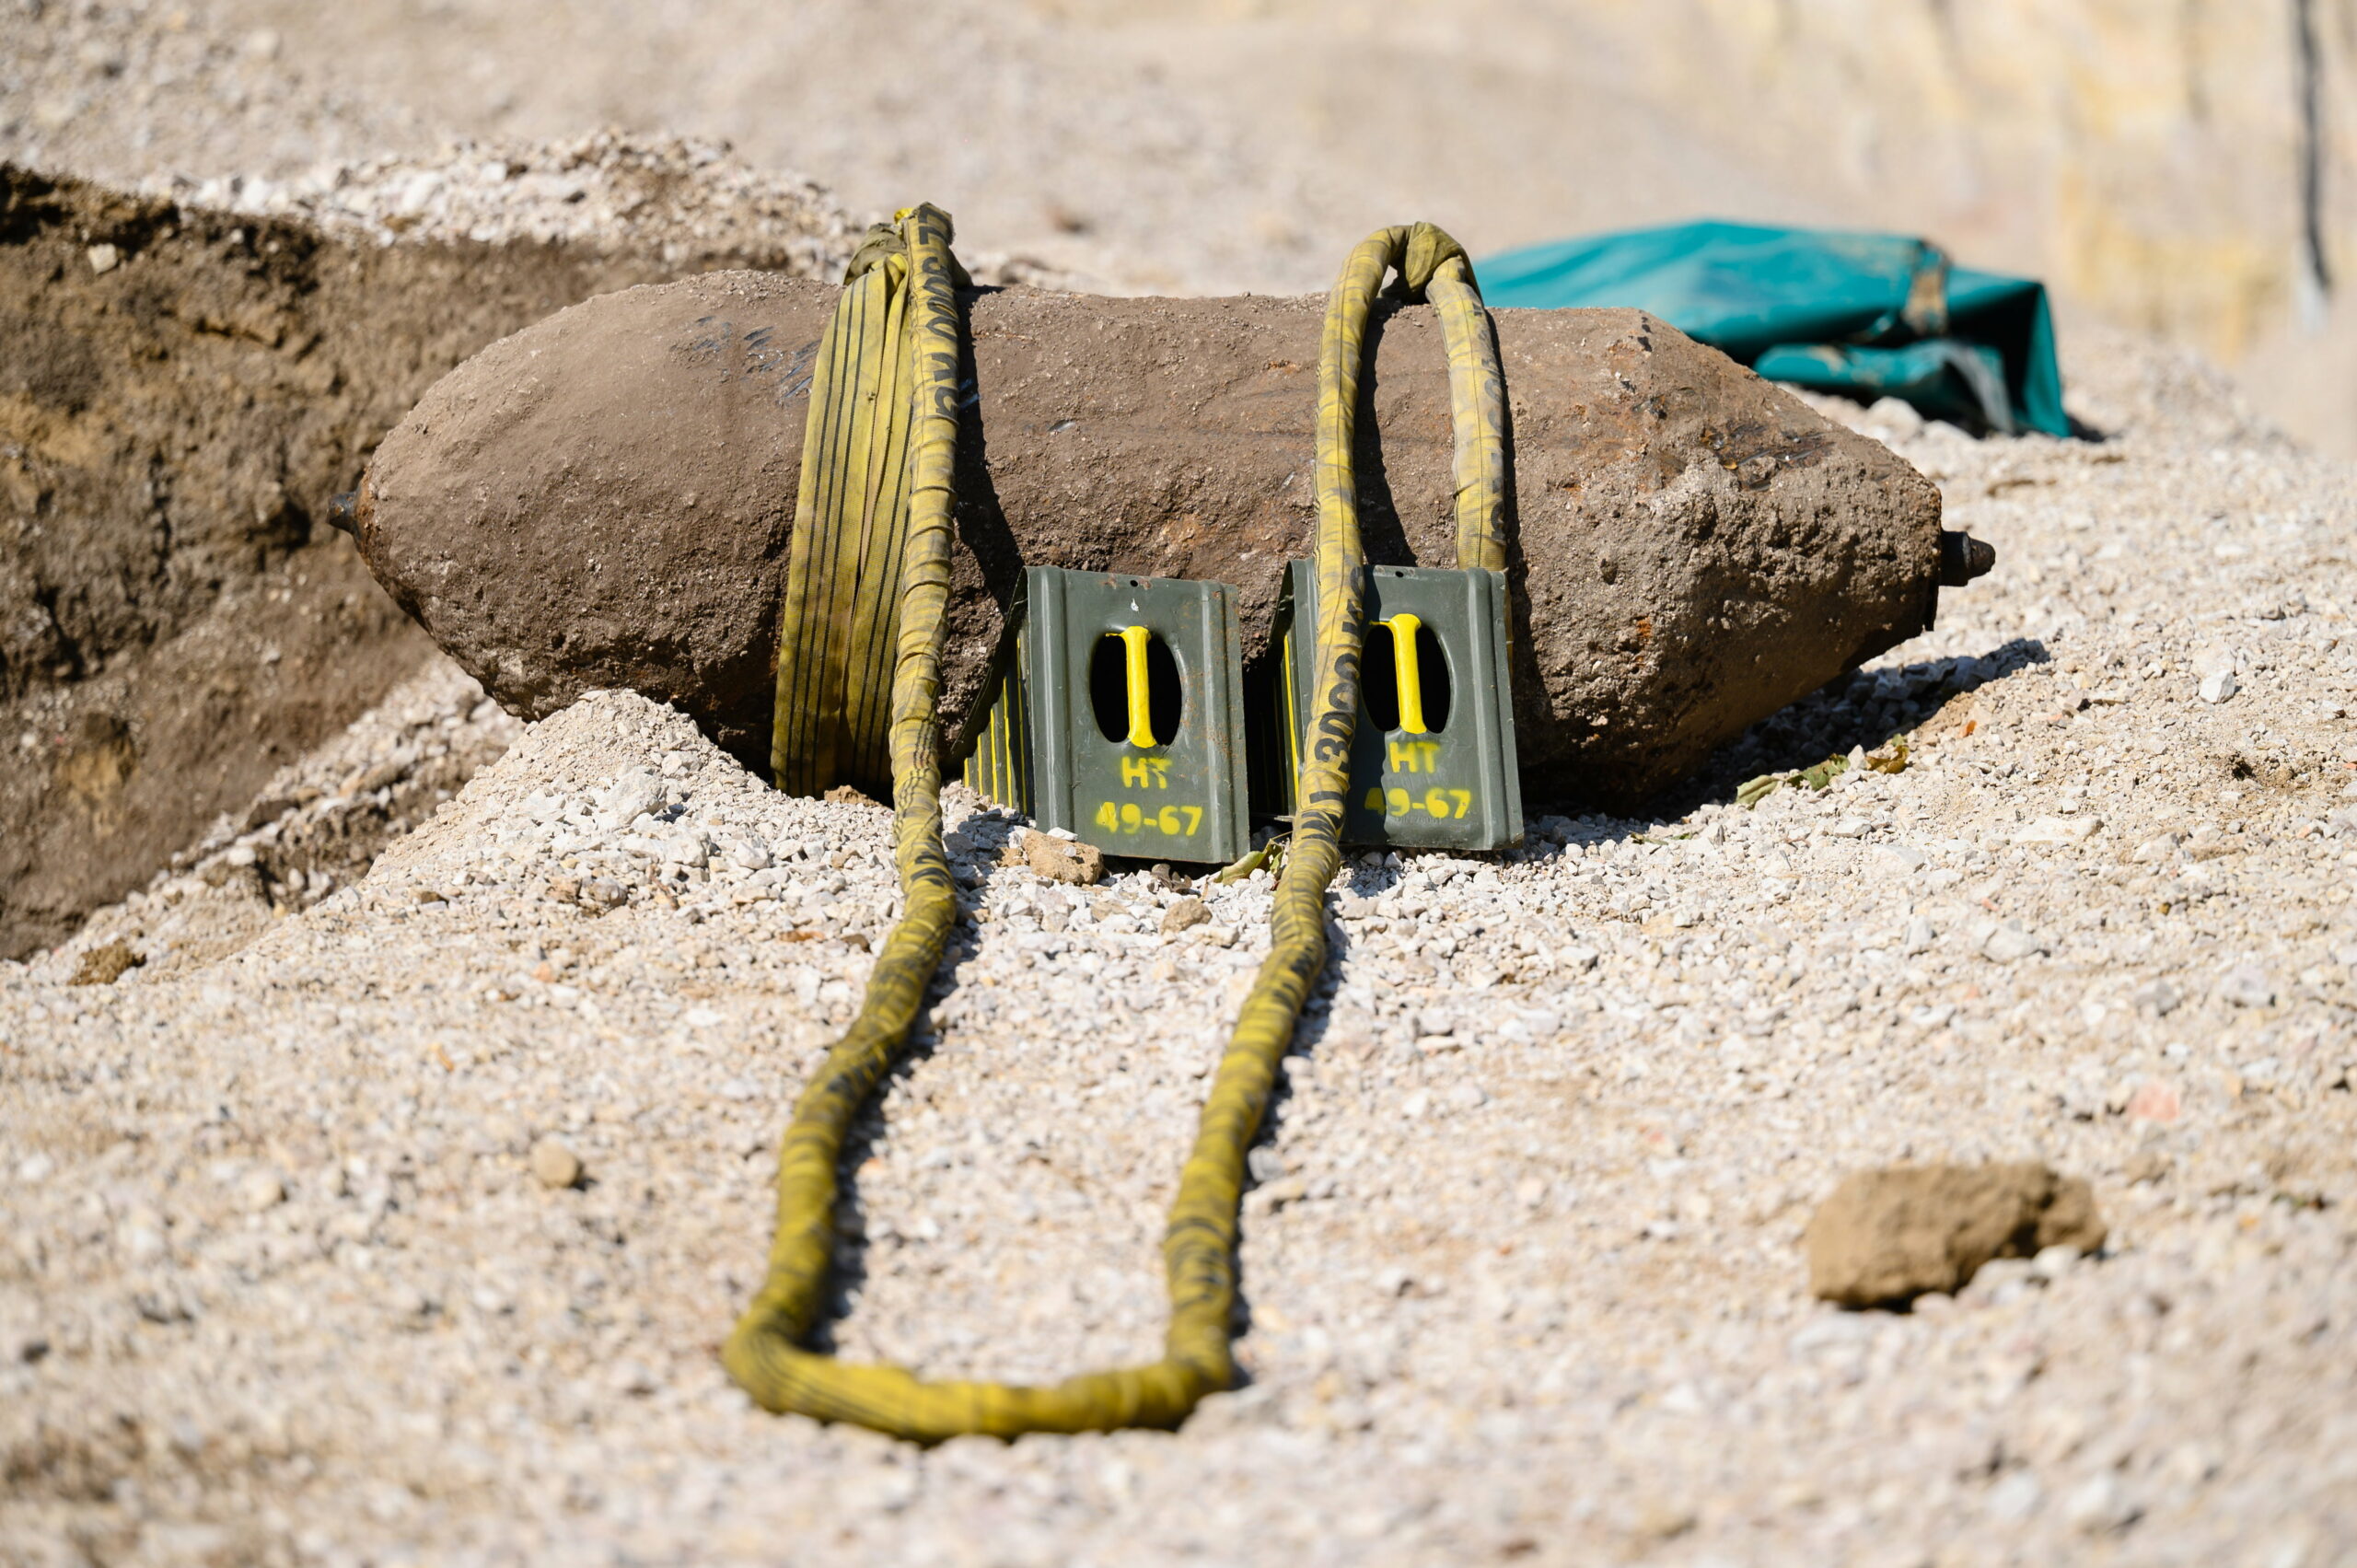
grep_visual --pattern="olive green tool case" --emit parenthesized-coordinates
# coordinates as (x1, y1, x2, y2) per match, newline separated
(961, 566, 1253, 865)
(1255, 562, 1523, 852)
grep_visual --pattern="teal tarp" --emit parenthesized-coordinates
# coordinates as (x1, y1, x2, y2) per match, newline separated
(1479, 221, 2069, 437)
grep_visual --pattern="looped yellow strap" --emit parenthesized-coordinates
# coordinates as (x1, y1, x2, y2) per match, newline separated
(726, 217, 1511, 1442)
(769, 212, 973, 799)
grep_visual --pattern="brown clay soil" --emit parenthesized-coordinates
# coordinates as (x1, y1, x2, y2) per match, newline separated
(0, 161, 849, 958)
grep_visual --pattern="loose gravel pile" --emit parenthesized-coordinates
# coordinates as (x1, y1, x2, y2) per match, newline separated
(162, 131, 854, 273)
(4, 324, 2355, 1564)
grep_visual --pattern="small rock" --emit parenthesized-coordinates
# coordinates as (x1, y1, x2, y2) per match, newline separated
(69, 941, 144, 986)
(2014, 815, 2102, 845)
(1985, 1470, 2044, 1523)
(86, 242, 120, 274)
(578, 878, 630, 913)
(2199, 669, 2239, 704)
(1160, 896, 1211, 935)
(2217, 965, 2275, 1008)
(1027, 834, 1105, 886)
(1982, 921, 2046, 963)
(1446, 1081, 1489, 1111)
(1246, 1175, 1308, 1214)
(2123, 1148, 2172, 1185)
(721, 832, 772, 871)
(2029, 1242, 2080, 1282)
(237, 1169, 286, 1213)
(2131, 978, 2181, 1016)
(530, 1137, 585, 1190)
(598, 769, 666, 829)
(2123, 1079, 2181, 1124)
(1804, 1161, 2107, 1307)
(2061, 1472, 2138, 1534)
(1902, 916, 1936, 955)
(1560, 946, 1601, 972)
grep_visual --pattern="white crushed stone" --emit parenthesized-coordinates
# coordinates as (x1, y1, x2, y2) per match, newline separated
(4, 347, 2356, 1565)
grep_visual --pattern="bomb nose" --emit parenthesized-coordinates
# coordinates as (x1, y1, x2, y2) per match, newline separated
(1938, 530, 1996, 587)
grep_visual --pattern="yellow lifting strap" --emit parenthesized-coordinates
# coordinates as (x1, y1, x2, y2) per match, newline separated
(725, 216, 1509, 1441)
(769, 213, 972, 799)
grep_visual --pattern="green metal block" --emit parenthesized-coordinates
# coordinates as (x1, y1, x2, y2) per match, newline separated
(1258, 562, 1524, 852)
(959, 566, 1251, 865)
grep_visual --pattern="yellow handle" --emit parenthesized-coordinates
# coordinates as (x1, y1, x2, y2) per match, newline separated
(1119, 625, 1157, 748)
(1382, 613, 1426, 735)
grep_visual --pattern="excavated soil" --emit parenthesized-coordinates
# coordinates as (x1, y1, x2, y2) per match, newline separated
(0, 152, 854, 958)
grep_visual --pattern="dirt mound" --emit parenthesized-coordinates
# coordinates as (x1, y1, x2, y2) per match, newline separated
(0, 148, 868, 958)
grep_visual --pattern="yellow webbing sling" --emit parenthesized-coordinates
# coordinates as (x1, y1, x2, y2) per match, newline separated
(726, 215, 1507, 1440)
(769, 215, 973, 799)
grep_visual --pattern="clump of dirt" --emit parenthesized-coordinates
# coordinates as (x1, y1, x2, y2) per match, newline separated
(0, 143, 865, 958)
(66, 938, 141, 986)
(1804, 1162, 2109, 1308)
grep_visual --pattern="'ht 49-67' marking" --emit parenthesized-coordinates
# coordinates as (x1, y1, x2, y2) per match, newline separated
(1365, 786, 1475, 819)
(1120, 756, 1173, 788)
(1095, 801, 1204, 836)
(1387, 738, 1443, 772)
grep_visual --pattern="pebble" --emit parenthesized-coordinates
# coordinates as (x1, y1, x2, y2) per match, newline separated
(2014, 815, 2102, 845)
(1986, 1471, 2045, 1523)
(1026, 832, 1106, 886)
(238, 1169, 287, 1212)
(2061, 1471, 2136, 1534)
(1982, 921, 2044, 962)
(530, 1138, 585, 1191)
(1160, 896, 1211, 934)
(2217, 965, 2277, 1009)
(2124, 1079, 2182, 1123)
(2200, 668, 2241, 704)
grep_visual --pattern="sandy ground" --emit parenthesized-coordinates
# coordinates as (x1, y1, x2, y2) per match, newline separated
(0, 0, 1782, 296)
(6, 3, 2357, 1564)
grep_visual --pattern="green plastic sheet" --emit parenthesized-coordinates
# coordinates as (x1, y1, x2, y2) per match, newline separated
(1480, 221, 2068, 437)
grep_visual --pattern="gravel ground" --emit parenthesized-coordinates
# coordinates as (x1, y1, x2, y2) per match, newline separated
(8, 5, 2357, 1562)
(6, 323, 2357, 1565)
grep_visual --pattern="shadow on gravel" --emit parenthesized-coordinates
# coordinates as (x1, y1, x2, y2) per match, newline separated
(1648, 634, 2052, 818)
(1220, 959, 1342, 1378)
(803, 808, 1024, 1354)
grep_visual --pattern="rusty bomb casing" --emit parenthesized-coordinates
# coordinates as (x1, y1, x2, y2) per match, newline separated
(352, 272, 1971, 808)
